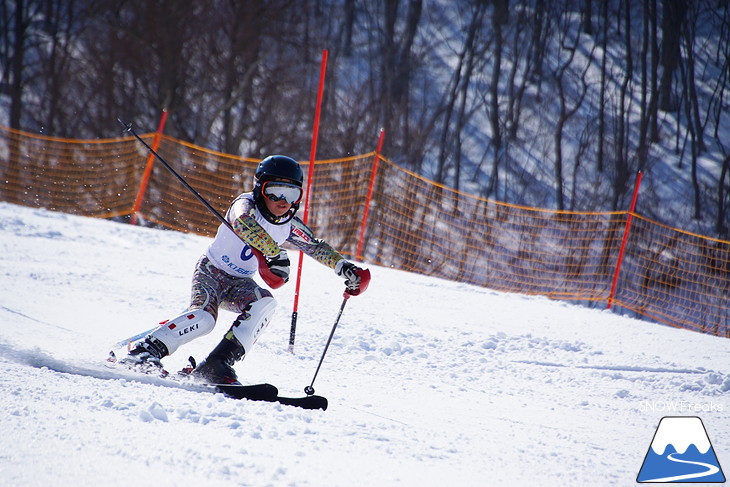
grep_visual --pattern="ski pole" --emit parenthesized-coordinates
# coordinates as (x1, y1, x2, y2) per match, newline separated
(304, 293, 350, 396)
(304, 268, 370, 395)
(117, 118, 284, 288)
(119, 118, 230, 231)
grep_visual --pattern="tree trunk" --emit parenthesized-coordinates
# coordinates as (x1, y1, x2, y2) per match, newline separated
(489, 0, 505, 199)
(597, 0, 608, 172)
(4, 0, 27, 201)
(637, 1, 650, 171)
(659, 0, 687, 111)
(718, 154, 730, 237)
(649, 0, 660, 142)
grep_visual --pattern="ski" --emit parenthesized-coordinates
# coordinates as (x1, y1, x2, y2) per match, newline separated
(215, 383, 279, 401)
(206, 377, 328, 410)
(108, 351, 328, 410)
(217, 385, 328, 410)
(276, 395, 328, 411)
(213, 384, 327, 410)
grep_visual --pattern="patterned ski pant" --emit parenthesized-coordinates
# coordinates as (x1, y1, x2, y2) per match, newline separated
(189, 256, 273, 324)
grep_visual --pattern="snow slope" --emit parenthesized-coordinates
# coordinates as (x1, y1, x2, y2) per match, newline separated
(1, 201, 729, 486)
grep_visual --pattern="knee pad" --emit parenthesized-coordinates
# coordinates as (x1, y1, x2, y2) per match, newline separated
(149, 309, 216, 355)
(230, 296, 277, 353)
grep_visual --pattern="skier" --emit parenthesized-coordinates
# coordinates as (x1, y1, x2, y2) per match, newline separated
(120, 155, 369, 384)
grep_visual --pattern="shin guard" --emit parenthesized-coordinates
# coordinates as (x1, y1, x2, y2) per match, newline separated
(148, 309, 216, 355)
(230, 296, 277, 353)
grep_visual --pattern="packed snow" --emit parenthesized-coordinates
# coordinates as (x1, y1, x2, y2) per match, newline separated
(1, 201, 729, 486)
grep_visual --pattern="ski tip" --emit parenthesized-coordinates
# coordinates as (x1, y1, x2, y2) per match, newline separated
(216, 383, 279, 401)
(211, 383, 328, 410)
(276, 395, 328, 411)
(311, 396, 328, 411)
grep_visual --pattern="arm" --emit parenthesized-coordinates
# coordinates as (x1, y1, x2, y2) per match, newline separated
(288, 218, 370, 295)
(287, 217, 344, 269)
(227, 195, 287, 288)
(229, 198, 282, 258)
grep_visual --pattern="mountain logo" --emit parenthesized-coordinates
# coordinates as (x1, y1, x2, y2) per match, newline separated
(637, 416, 725, 483)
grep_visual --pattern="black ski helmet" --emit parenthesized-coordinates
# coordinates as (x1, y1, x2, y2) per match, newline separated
(253, 155, 304, 224)
(255, 155, 304, 186)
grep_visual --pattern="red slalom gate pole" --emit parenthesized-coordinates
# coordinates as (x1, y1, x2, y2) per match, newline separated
(607, 171, 643, 309)
(356, 129, 385, 261)
(130, 109, 168, 225)
(289, 49, 328, 352)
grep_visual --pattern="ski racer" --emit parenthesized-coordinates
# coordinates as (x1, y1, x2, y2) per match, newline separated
(120, 155, 370, 384)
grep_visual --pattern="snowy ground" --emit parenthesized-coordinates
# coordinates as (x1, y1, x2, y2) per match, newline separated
(1, 201, 729, 486)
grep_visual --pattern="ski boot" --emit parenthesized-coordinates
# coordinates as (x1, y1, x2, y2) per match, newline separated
(192, 297, 276, 384)
(119, 336, 169, 374)
(191, 331, 245, 385)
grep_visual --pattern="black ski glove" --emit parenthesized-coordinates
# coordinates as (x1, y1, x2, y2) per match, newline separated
(335, 260, 366, 295)
(266, 250, 290, 282)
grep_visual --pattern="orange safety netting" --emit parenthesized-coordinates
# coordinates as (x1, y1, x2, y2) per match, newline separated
(0, 125, 141, 218)
(1, 125, 728, 337)
(612, 216, 730, 335)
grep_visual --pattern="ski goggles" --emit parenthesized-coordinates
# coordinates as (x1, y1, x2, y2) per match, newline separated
(261, 181, 303, 205)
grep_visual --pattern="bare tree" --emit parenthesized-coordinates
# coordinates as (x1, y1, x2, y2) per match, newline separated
(596, 0, 609, 173)
(504, 4, 534, 144)
(581, 0, 593, 35)
(613, 0, 633, 211)
(486, 0, 508, 200)
(2, 0, 730, 240)
(529, 0, 549, 96)
(637, 0, 650, 171)
(379, 0, 422, 169)
(435, 1, 487, 189)
(658, 0, 687, 112)
(648, 0, 660, 143)
(551, 2, 592, 211)
(718, 154, 730, 237)
(1, 0, 39, 200)
(681, 3, 705, 153)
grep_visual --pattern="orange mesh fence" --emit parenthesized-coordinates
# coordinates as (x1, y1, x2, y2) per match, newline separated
(135, 136, 374, 245)
(136, 135, 259, 235)
(1, 125, 728, 337)
(0, 125, 142, 218)
(610, 215, 730, 335)
(358, 157, 625, 302)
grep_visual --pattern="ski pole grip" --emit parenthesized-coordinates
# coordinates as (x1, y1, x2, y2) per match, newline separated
(251, 247, 286, 289)
(344, 268, 371, 297)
